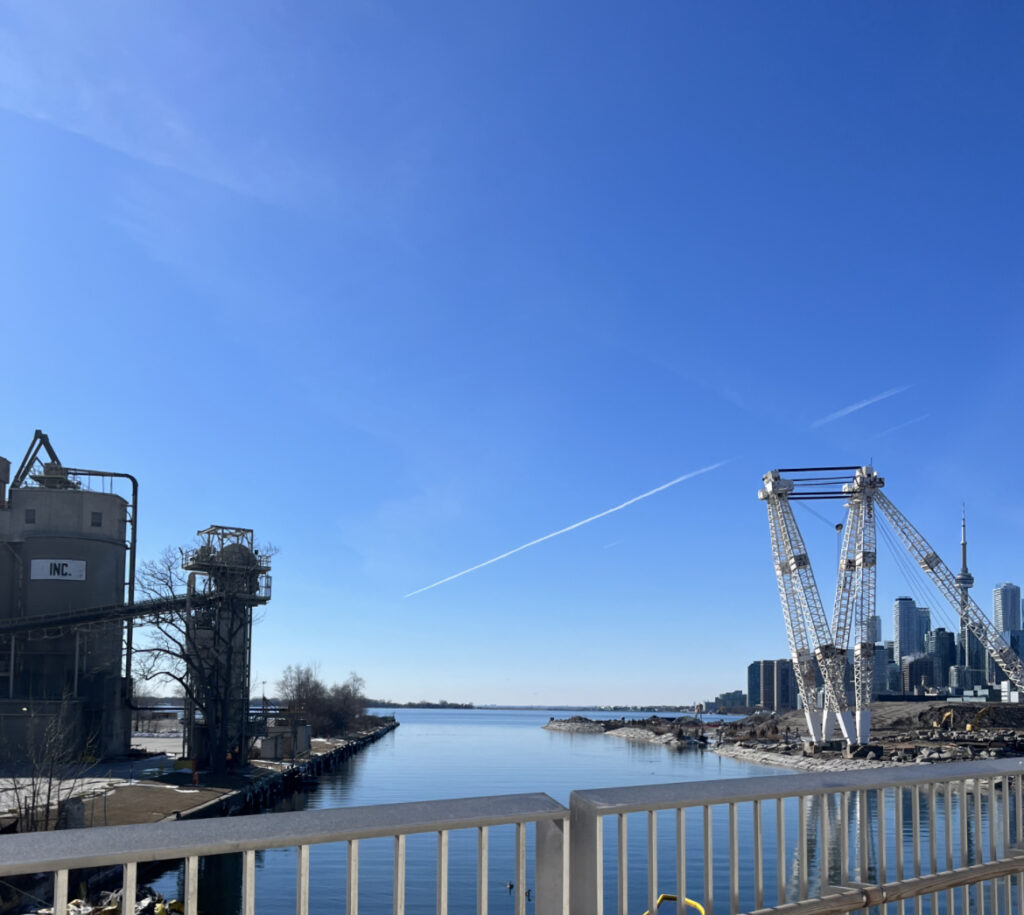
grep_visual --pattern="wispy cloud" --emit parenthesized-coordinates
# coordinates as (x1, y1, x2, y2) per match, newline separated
(405, 461, 728, 597)
(871, 414, 930, 439)
(810, 385, 912, 429)
(0, 6, 330, 205)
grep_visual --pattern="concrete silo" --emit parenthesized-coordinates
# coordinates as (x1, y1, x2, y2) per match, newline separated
(0, 432, 136, 758)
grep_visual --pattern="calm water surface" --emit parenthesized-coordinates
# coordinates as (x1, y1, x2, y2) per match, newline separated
(152, 708, 778, 913)
(152, 709, 1008, 915)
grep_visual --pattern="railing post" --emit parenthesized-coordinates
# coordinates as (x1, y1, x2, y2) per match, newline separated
(569, 794, 602, 915)
(536, 816, 569, 915)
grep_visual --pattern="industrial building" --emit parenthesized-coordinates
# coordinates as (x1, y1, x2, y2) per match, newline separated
(0, 431, 272, 769)
(0, 431, 136, 758)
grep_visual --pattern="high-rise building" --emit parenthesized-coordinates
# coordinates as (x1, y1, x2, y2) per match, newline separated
(747, 661, 762, 708)
(773, 658, 798, 711)
(894, 596, 923, 663)
(867, 615, 882, 644)
(871, 651, 889, 697)
(715, 690, 746, 708)
(755, 659, 776, 710)
(918, 607, 931, 646)
(902, 655, 934, 694)
(994, 583, 1021, 633)
(925, 627, 957, 688)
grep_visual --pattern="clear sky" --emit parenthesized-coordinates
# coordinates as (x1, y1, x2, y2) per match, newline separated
(3, 3, 1023, 705)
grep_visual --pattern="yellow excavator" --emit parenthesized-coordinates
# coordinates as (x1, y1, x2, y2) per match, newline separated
(931, 709, 955, 730)
(965, 705, 995, 733)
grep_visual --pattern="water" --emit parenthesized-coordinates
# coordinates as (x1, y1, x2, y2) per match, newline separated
(148, 709, 1018, 915)
(150, 708, 775, 913)
(277, 707, 771, 806)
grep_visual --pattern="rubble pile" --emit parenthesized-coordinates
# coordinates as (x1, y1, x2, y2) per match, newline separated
(28, 887, 182, 915)
(716, 701, 1024, 770)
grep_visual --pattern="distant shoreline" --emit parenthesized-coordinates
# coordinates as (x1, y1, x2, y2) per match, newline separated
(364, 703, 746, 716)
(366, 700, 474, 709)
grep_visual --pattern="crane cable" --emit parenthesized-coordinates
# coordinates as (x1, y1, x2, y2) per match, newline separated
(876, 519, 962, 636)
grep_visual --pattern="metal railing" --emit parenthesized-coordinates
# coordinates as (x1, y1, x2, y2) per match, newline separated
(4, 759, 1024, 915)
(571, 757, 1024, 915)
(0, 793, 568, 915)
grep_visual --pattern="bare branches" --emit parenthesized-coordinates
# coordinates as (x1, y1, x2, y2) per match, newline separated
(277, 666, 366, 737)
(0, 698, 95, 832)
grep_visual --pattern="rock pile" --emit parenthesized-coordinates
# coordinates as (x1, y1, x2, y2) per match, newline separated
(29, 887, 181, 915)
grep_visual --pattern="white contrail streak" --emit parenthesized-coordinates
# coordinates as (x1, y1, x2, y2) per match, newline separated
(871, 413, 930, 439)
(404, 461, 728, 598)
(810, 385, 912, 429)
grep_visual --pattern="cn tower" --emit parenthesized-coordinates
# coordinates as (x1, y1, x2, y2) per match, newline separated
(955, 507, 979, 672)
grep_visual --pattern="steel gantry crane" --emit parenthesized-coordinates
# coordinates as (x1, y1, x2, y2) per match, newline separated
(759, 465, 1024, 748)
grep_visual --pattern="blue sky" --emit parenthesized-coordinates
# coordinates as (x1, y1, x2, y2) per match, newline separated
(3, 3, 1023, 704)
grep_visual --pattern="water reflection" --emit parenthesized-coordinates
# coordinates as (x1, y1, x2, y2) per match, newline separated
(144, 710, 1024, 915)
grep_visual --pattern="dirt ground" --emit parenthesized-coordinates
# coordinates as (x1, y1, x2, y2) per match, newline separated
(80, 781, 236, 827)
(724, 700, 1024, 736)
(720, 700, 1024, 759)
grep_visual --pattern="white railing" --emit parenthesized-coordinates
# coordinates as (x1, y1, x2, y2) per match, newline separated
(0, 793, 568, 915)
(570, 757, 1024, 915)
(4, 759, 1024, 915)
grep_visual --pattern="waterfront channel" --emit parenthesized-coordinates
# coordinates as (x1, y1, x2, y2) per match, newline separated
(147, 707, 777, 913)
(147, 707, 1013, 915)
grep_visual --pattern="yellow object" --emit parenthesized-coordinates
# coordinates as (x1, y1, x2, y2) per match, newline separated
(154, 903, 168, 915)
(169, 902, 185, 913)
(641, 893, 705, 915)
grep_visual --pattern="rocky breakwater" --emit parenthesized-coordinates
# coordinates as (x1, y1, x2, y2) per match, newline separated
(543, 716, 606, 734)
(714, 742, 904, 772)
(544, 715, 707, 748)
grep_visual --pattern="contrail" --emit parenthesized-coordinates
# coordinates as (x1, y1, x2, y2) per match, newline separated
(404, 461, 728, 598)
(810, 385, 911, 429)
(871, 413, 930, 439)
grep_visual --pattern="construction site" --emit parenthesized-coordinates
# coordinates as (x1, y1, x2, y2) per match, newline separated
(719, 700, 1024, 770)
(753, 465, 1024, 762)
(0, 430, 271, 770)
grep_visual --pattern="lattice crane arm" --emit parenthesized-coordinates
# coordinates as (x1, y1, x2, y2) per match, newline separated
(829, 498, 861, 649)
(765, 498, 822, 741)
(760, 471, 854, 743)
(11, 429, 61, 489)
(875, 491, 1024, 691)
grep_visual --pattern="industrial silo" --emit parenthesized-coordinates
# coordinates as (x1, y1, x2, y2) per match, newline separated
(0, 433, 134, 758)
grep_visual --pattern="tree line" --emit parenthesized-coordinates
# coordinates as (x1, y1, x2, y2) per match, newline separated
(277, 665, 367, 737)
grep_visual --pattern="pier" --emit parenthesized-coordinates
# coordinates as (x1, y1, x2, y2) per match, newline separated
(76, 718, 400, 828)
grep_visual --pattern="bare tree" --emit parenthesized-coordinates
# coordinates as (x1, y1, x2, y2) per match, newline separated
(278, 667, 366, 737)
(133, 542, 274, 774)
(1, 697, 95, 832)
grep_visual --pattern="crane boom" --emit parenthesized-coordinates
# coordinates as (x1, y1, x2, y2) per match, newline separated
(11, 429, 61, 489)
(766, 497, 823, 741)
(829, 498, 860, 651)
(850, 493, 877, 744)
(875, 491, 1024, 691)
(760, 471, 854, 744)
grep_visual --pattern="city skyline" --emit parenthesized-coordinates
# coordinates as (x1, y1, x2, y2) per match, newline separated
(4, 4, 1024, 704)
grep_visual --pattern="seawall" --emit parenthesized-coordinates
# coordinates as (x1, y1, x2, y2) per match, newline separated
(173, 718, 400, 822)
